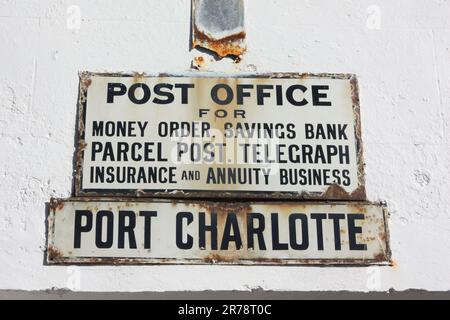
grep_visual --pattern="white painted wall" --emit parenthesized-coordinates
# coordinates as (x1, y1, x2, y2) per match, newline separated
(0, 0, 449, 292)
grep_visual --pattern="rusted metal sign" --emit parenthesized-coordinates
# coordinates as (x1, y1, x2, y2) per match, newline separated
(75, 72, 365, 200)
(192, 0, 246, 59)
(47, 198, 390, 265)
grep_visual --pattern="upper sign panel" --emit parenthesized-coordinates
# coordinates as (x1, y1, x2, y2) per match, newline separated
(74, 72, 366, 200)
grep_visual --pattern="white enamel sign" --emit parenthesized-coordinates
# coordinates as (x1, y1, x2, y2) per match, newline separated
(75, 73, 365, 200)
(47, 199, 390, 265)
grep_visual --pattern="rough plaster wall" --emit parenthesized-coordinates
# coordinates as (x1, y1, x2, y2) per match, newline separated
(0, 0, 449, 292)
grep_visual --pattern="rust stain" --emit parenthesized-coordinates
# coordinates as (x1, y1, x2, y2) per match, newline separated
(50, 199, 64, 211)
(251, 257, 283, 264)
(78, 72, 91, 105)
(83, 78, 92, 87)
(349, 185, 367, 201)
(78, 140, 87, 151)
(133, 72, 145, 83)
(55, 201, 64, 211)
(321, 184, 349, 199)
(193, 56, 205, 69)
(300, 73, 309, 79)
(373, 252, 387, 262)
(347, 203, 368, 214)
(48, 246, 64, 261)
(349, 74, 367, 200)
(197, 201, 252, 217)
(391, 259, 398, 269)
(203, 253, 237, 263)
(350, 75, 361, 107)
(321, 184, 366, 201)
(197, 201, 252, 249)
(263, 202, 307, 213)
(78, 257, 136, 265)
(193, 26, 246, 60)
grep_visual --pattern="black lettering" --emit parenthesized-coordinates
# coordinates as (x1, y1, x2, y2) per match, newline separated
(348, 214, 367, 250)
(312, 85, 331, 106)
(305, 123, 314, 139)
(128, 83, 151, 104)
(153, 83, 174, 104)
(256, 85, 273, 105)
(236, 84, 253, 105)
(286, 85, 308, 106)
(328, 213, 345, 250)
(271, 213, 288, 250)
(139, 211, 157, 249)
(91, 142, 103, 161)
(220, 213, 243, 250)
(311, 213, 326, 250)
(211, 84, 233, 105)
(95, 210, 114, 249)
(199, 212, 217, 250)
(175, 83, 194, 104)
(107, 83, 126, 103)
(74, 210, 92, 248)
(176, 212, 193, 249)
(247, 213, 266, 250)
(118, 211, 137, 249)
(289, 214, 309, 250)
(92, 121, 103, 136)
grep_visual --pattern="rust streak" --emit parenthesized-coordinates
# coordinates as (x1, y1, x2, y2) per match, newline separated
(251, 257, 284, 264)
(197, 201, 252, 216)
(321, 184, 366, 201)
(78, 140, 87, 151)
(203, 253, 237, 263)
(133, 72, 145, 83)
(193, 26, 246, 59)
(193, 56, 206, 69)
(50, 199, 64, 211)
(373, 252, 387, 262)
(48, 246, 64, 261)
(83, 78, 92, 87)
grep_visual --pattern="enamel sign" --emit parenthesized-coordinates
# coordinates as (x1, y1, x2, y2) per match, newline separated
(47, 199, 390, 265)
(75, 73, 365, 200)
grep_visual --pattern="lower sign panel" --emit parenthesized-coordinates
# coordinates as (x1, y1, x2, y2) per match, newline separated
(47, 199, 391, 265)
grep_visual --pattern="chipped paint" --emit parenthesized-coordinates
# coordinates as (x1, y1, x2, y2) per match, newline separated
(192, 26, 246, 59)
(47, 245, 64, 261)
(192, 55, 207, 69)
(192, 0, 246, 60)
